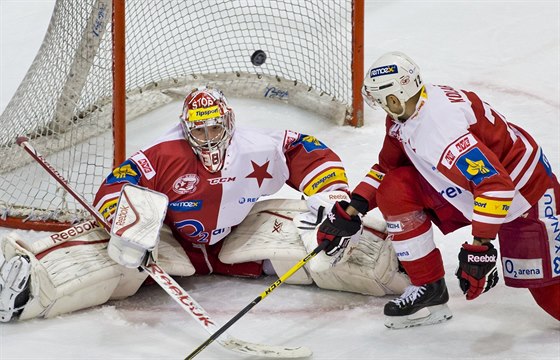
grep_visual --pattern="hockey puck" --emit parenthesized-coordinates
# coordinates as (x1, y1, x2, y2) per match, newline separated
(251, 50, 267, 66)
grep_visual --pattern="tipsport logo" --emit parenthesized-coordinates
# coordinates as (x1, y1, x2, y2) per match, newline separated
(369, 64, 398, 78)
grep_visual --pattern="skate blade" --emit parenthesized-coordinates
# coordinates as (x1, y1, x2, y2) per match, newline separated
(384, 304, 453, 329)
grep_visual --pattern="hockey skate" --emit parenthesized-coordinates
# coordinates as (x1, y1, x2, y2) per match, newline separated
(383, 278, 452, 329)
(0, 253, 31, 322)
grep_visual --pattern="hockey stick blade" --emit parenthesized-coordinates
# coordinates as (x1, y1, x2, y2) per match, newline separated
(186, 241, 328, 359)
(219, 336, 312, 358)
(16, 136, 311, 359)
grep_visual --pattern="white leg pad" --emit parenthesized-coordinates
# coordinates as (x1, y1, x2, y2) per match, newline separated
(156, 225, 195, 277)
(219, 200, 313, 285)
(2, 226, 147, 320)
(301, 227, 410, 296)
(219, 199, 410, 295)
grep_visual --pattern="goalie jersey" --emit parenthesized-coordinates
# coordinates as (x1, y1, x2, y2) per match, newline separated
(353, 84, 554, 239)
(94, 125, 348, 246)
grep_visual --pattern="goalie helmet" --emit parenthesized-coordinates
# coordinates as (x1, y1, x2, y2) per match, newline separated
(180, 87, 235, 173)
(362, 51, 423, 120)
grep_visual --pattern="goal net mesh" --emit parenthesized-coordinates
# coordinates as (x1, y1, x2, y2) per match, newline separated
(0, 0, 358, 228)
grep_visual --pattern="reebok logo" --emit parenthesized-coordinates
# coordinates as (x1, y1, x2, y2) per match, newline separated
(115, 204, 129, 227)
(468, 254, 496, 262)
(50, 220, 100, 242)
(328, 193, 348, 201)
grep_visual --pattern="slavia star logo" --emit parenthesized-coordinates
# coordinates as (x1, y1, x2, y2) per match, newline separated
(246, 160, 273, 187)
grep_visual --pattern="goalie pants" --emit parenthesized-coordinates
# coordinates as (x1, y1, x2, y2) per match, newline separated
(177, 238, 263, 277)
(376, 166, 560, 321)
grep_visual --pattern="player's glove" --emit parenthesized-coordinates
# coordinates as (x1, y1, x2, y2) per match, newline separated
(455, 242, 499, 300)
(317, 201, 362, 256)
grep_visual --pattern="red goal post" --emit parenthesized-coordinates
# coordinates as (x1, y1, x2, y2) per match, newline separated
(0, 0, 364, 231)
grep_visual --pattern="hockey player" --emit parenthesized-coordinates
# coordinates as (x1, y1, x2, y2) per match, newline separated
(317, 51, 560, 329)
(0, 86, 409, 322)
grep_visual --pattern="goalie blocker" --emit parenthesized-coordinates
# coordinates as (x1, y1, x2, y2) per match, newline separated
(0, 191, 409, 321)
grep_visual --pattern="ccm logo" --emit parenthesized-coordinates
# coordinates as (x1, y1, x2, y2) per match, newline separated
(208, 177, 236, 185)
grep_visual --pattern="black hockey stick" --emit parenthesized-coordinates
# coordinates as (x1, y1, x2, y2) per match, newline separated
(185, 240, 329, 359)
(16, 136, 312, 359)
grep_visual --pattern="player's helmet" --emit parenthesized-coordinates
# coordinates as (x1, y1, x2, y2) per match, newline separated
(362, 51, 423, 120)
(180, 87, 235, 173)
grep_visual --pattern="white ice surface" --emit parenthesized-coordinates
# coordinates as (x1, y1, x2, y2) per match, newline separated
(1, 1, 559, 359)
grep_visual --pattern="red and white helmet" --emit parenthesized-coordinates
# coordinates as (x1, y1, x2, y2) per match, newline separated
(180, 87, 235, 172)
(362, 51, 423, 120)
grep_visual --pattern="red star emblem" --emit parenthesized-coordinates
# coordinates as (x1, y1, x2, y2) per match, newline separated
(246, 160, 273, 187)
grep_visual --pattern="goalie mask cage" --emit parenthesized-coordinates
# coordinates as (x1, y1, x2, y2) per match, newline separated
(0, 0, 364, 231)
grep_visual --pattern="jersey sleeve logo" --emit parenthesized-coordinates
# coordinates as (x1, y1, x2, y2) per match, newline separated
(292, 134, 327, 152)
(455, 147, 497, 185)
(130, 151, 156, 180)
(465, 158, 491, 175)
(368, 169, 385, 182)
(283, 130, 300, 151)
(106, 160, 141, 184)
(441, 133, 477, 169)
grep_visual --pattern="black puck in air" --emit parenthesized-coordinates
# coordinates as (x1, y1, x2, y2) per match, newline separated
(251, 50, 267, 66)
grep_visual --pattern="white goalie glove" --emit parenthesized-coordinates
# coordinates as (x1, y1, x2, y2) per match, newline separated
(108, 184, 169, 268)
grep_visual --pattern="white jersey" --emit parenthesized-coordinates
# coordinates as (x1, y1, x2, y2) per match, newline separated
(354, 84, 553, 239)
(95, 125, 348, 245)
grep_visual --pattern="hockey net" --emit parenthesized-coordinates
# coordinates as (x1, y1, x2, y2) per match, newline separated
(0, 0, 364, 231)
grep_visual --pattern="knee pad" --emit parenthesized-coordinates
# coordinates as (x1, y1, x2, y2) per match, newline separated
(377, 167, 423, 216)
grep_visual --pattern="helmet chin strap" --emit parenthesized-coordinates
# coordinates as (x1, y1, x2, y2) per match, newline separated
(382, 99, 407, 122)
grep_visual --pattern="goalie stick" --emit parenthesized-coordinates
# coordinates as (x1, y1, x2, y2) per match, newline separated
(16, 136, 312, 359)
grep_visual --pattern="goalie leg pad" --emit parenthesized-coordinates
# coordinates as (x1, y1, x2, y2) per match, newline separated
(1, 225, 147, 321)
(219, 199, 313, 285)
(156, 225, 195, 277)
(220, 199, 410, 295)
(301, 227, 410, 296)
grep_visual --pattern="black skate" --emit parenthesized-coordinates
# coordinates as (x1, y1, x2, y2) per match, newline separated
(384, 278, 452, 329)
(0, 254, 31, 322)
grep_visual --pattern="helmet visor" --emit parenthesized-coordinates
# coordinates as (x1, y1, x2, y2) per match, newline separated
(189, 123, 227, 148)
(361, 85, 380, 109)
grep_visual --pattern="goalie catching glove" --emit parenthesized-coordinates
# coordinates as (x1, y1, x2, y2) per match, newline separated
(455, 242, 499, 300)
(108, 184, 169, 268)
(317, 201, 362, 260)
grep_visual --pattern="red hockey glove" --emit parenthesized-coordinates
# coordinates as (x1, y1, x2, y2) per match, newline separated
(455, 242, 499, 300)
(317, 201, 362, 256)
